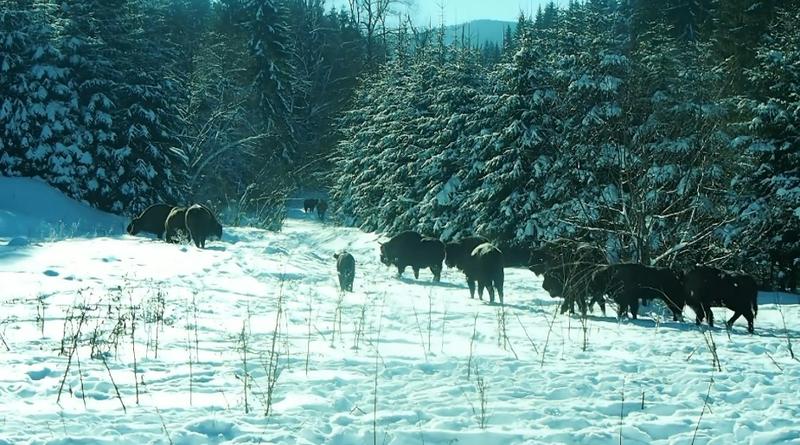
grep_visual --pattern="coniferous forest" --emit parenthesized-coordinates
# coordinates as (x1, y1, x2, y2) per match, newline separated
(1, 0, 799, 286)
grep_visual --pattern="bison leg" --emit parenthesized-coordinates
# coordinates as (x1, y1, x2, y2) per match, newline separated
(467, 279, 476, 299)
(704, 305, 714, 328)
(590, 295, 606, 316)
(576, 294, 588, 316)
(430, 264, 442, 283)
(741, 311, 755, 334)
(397, 265, 406, 278)
(626, 293, 639, 319)
(496, 279, 504, 305)
(487, 283, 495, 303)
(412, 267, 420, 279)
(477, 282, 485, 300)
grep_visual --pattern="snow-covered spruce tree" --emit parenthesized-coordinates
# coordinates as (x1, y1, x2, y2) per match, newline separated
(523, 1, 631, 255)
(455, 17, 560, 244)
(246, 0, 296, 162)
(3, 0, 188, 215)
(731, 6, 800, 287)
(0, 1, 93, 200)
(415, 44, 488, 240)
(329, 25, 415, 231)
(620, 29, 735, 267)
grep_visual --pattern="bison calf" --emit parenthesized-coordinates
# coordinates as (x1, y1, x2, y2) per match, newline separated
(185, 204, 223, 248)
(683, 266, 758, 333)
(334, 251, 355, 292)
(127, 203, 174, 239)
(380, 231, 445, 282)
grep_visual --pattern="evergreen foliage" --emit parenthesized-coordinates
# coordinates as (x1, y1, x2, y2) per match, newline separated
(331, 1, 800, 284)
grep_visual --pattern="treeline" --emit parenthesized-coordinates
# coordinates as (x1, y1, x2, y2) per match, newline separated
(330, 0, 800, 286)
(0, 0, 373, 225)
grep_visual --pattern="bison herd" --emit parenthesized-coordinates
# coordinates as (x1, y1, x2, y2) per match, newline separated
(127, 203, 222, 248)
(127, 199, 767, 334)
(336, 231, 764, 334)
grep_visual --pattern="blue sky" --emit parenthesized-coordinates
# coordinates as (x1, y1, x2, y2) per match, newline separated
(330, 0, 566, 25)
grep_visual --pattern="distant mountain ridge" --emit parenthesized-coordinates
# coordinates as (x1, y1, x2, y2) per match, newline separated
(444, 19, 517, 46)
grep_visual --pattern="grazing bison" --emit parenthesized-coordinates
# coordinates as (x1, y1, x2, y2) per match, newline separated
(461, 243, 505, 304)
(303, 199, 318, 213)
(316, 200, 328, 221)
(444, 236, 489, 269)
(185, 204, 223, 248)
(334, 251, 356, 292)
(682, 266, 758, 333)
(127, 203, 174, 239)
(591, 263, 685, 321)
(380, 231, 444, 282)
(528, 244, 606, 315)
(164, 207, 190, 244)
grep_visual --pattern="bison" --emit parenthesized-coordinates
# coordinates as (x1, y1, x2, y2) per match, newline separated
(444, 236, 489, 269)
(185, 204, 222, 248)
(461, 243, 505, 304)
(164, 207, 190, 244)
(497, 242, 533, 268)
(127, 203, 174, 239)
(528, 244, 606, 315)
(380, 231, 445, 282)
(591, 263, 685, 321)
(303, 199, 318, 213)
(682, 266, 758, 333)
(334, 251, 356, 292)
(316, 200, 328, 221)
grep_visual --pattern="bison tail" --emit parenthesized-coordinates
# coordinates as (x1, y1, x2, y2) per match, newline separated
(752, 295, 758, 318)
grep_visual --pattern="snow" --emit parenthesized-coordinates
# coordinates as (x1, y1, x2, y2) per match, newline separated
(1, 181, 800, 444)
(0, 176, 125, 240)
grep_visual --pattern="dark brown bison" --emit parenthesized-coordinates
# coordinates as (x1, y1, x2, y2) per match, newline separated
(528, 244, 606, 315)
(127, 203, 174, 239)
(444, 236, 489, 269)
(591, 263, 686, 321)
(461, 243, 505, 304)
(334, 251, 355, 292)
(497, 242, 533, 268)
(316, 200, 328, 221)
(164, 207, 190, 244)
(380, 231, 444, 282)
(185, 204, 223, 248)
(682, 266, 758, 333)
(303, 199, 318, 213)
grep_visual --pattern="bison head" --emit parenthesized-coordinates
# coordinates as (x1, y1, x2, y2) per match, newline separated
(527, 248, 551, 275)
(444, 243, 464, 268)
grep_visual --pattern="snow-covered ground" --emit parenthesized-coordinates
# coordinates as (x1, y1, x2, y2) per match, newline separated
(1, 182, 799, 445)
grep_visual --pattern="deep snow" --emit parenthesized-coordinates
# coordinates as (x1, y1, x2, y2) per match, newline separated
(0, 177, 126, 241)
(0, 182, 799, 444)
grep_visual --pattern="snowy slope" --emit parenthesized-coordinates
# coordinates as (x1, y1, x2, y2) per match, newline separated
(0, 177, 126, 241)
(0, 187, 799, 444)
